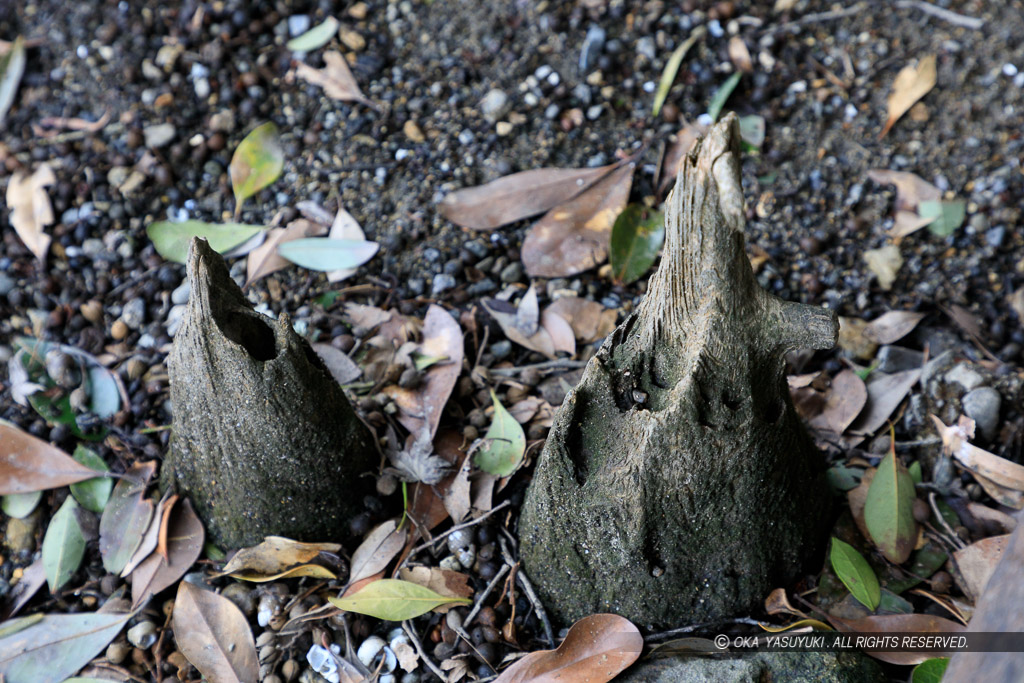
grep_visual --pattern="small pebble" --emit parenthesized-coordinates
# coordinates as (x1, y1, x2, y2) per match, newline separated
(480, 89, 510, 121)
(143, 123, 176, 149)
(962, 387, 1001, 442)
(432, 273, 457, 295)
(579, 25, 606, 72)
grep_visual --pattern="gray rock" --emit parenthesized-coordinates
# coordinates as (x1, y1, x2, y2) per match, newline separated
(466, 279, 497, 296)
(572, 83, 593, 105)
(617, 651, 886, 683)
(490, 340, 512, 359)
(143, 122, 176, 149)
(986, 225, 1006, 248)
(121, 297, 147, 330)
(499, 262, 523, 283)
(876, 345, 924, 373)
(636, 36, 656, 61)
(579, 25, 606, 72)
(463, 240, 489, 259)
(480, 89, 510, 122)
(0, 272, 15, 297)
(287, 14, 311, 36)
(963, 387, 1001, 442)
(171, 281, 191, 305)
(432, 273, 456, 295)
(945, 363, 985, 392)
(586, 104, 603, 120)
(407, 278, 425, 296)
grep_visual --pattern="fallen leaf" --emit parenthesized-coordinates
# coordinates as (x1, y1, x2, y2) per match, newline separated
(864, 447, 919, 564)
(474, 391, 526, 477)
(0, 35, 26, 125)
(966, 502, 1017, 535)
(952, 534, 1008, 601)
(7, 163, 56, 262)
(329, 579, 471, 621)
(808, 370, 867, 435)
(119, 493, 164, 578)
(764, 588, 806, 618)
(866, 170, 941, 212)
(544, 298, 617, 343)
(131, 499, 205, 609)
(0, 612, 131, 683)
(1, 491, 40, 518)
(41, 497, 86, 592)
(312, 343, 362, 384)
(245, 219, 327, 285)
(829, 613, 964, 665)
(277, 237, 379, 272)
(295, 51, 373, 107)
(912, 658, 949, 683)
(848, 469, 876, 541)
(493, 613, 643, 683)
(846, 368, 922, 439)
(483, 291, 576, 359)
(173, 581, 258, 683)
(438, 163, 619, 231)
(728, 36, 753, 73)
(609, 204, 665, 285)
(652, 27, 705, 117)
(98, 461, 156, 575)
(220, 536, 342, 578)
(326, 207, 367, 282)
(931, 415, 1024, 493)
(229, 122, 284, 216)
(830, 537, 880, 611)
(404, 432, 464, 541)
(864, 311, 926, 345)
(864, 245, 903, 291)
(349, 520, 407, 585)
(147, 220, 266, 264)
(707, 72, 742, 122)
(0, 423, 104, 495)
(738, 114, 766, 148)
(521, 161, 636, 278)
(881, 55, 937, 138)
(890, 210, 935, 238)
(286, 16, 340, 51)
(659, 122, 707, 194)
(442, 453, 472, 524)
(68, 445, 113, 514)
(4, 558, 46, 618)
(397, 567, 474, 603)
(918, 199, 965, 237)
(386, 428, 451, 485)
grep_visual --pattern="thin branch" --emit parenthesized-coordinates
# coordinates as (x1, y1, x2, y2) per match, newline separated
(499, 535, 555, 648)
(403, 620, 449, 683)
(895, 0, 985, 29)
(406, 500, 511, 557)
(929, 491, 966, 550)
(488, 359, 587, 377)
(764, 2, 867, 35)
(644, 616, 764, 642)
(465, 563, 510, 629)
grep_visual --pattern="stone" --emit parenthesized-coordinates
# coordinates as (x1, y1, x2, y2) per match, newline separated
(579, 25, 606, 72)
(121, 297, 147, 330)
(962, 387, 1001, 442)
(617, 650, 885, 683)
(432, 273, 456, 295)
(143, 123, 176, 149)
(499, 262, 523, 283)
(480, 89, 510, 122)
(945, 363, 985, 392)
(875, 345, 923, 373)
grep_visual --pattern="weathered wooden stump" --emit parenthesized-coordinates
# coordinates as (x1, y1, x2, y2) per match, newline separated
(162, 238, 375, 548)
(519, 114, 839, 628)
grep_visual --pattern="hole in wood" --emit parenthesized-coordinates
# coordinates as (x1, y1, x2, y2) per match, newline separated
(217, 311, 277, 361)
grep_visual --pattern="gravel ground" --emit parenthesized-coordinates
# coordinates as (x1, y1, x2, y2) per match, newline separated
(2, 0, 1024, 680)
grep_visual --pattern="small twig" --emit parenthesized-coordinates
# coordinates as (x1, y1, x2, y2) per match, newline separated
(895, 0, 985, 29)
(644, 617, 764, 642)
(406, 500, 511, 557)
(764, 2, 867, 35)
(488, 359, 587, 377)
(499, 535, 554, 648)
(403, 620, 449, 683)
(928, 492, 966, 550)
(894, 437, 942, 451)
(465, 564, 511, 629)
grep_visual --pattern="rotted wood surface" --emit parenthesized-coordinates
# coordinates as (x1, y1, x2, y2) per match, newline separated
(519, 114, 839, 628)
(163, 237, 375, 548)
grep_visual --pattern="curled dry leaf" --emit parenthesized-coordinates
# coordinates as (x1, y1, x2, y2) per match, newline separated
(846, 368, 922, 440)
(807, 369, 867, 435)
(348, 520, 407, 585)
(931, 415, 1024, 503)
(439, 163, 619, 231)
(493, 613, 643, 683)
(219, 536, 342, 578)
(890, 210, 935, 238)
(866, 170, 941, 212)
(312, 343, 362, 384)
(173, 581, 259, 683)
(326, 207, 366, 283)
(98, 461, 157, 575)
(397, 566, 474, 605)
(384, 304, 464, 439)
(0, 423, 105, 495)
(864, 311, 926, 345)
(295, 51, 374, 107)
(728, 35, 753, 73)
(521, 161, 636, 278)
(7, 163, 56, 262)
(953, 534, 1009, 601)
(245, 218, 327, 285)
(881, 55, 937, 139)
(483, 292, 576, 360)
(0, 36, 26, 125)
(863, 245, 903, 292)
(131, 499, 205, 609)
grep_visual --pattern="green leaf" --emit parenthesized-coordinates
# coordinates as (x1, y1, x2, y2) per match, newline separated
(147, 220, 266, 264)
(877, 588, 913, 614)
(609, 204, 665, 285)
(908, 461, 922, 485)
(328, 579, 471, 621)
(830, 537, 880, 611)
(230, 122, 284, 214)
(887, 543, 947, 594)
(474, 390, 526, 477)
(42, 497, 86, 592)
(707, 72, 742, 122)
(0, 612, 131, 683)
(412, 351, 446, 372)
(0, 36, 26, 125)
(738, 114, 765, 148)
(285, 16, 339, 52)
(70, 446, 113, 514)
(204, 541, 227, 562)
(911, 657, 949, 683)
(918, 199, 965, 237)
(864, 449, 918, 564)
(930, 497, 959, 530)
(826, 465, 862, 493)
(2, 491, 42, 519)
(277, 238, 379, 271)
(0, 614, 43, 639)
(652, 27, 706, 117)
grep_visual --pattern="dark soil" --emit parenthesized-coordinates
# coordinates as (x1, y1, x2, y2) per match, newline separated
(2, 0, 1023, 680)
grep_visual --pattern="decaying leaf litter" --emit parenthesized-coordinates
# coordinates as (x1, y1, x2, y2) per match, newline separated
(2, 0, 1024, 681)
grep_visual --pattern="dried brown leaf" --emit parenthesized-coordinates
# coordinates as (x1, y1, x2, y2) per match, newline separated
(953, 534, 1009, 600)
(864, 311, 926, 345)
(847, 468, 876, 541)
(220, 536, 342, 577)
(931, 415, 1024, 492)
(99, 461, 157, 576)
(966, 502, 1017, 535)
(326, 207, 366, 283)
(312, 343, 362, 384)
(881, 55, 937, 138)
(397, 566, 474, 605)
(119, 493, 167, 578)
(349, 520, 407, 584)
(0, 423, 105, 494)
(493, 613, 643, 683)
(442, 453, 472, 524)
(173, 581, 259, 683)
(890, 210, 935, 237)
(659, 122, 707, 194)
(131, 499, 205, 609)
(544, 297, 618, 343)
(863, 245, 903, 291)
(245, 219, 326, 285)
(294, 51, 373, 107)
(829, 613, 964, 665)
(765, 588, 805, 618)
(482, 294, 576, 359)
(438, 164, 618, 231)
(7, 163, 56, 262)
(846, 368, 921, 439)
(521, 161, 636, 278)
(728, 36, 753, 73)
(808, 370, 867, 435)
(866, 169, 941, 212)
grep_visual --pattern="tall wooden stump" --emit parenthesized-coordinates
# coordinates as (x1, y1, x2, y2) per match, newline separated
(519, 114, 839, 628)
(163, 238, 375, 548)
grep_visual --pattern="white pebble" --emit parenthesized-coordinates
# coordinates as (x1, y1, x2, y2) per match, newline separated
(1003, 63, 1019, 77)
